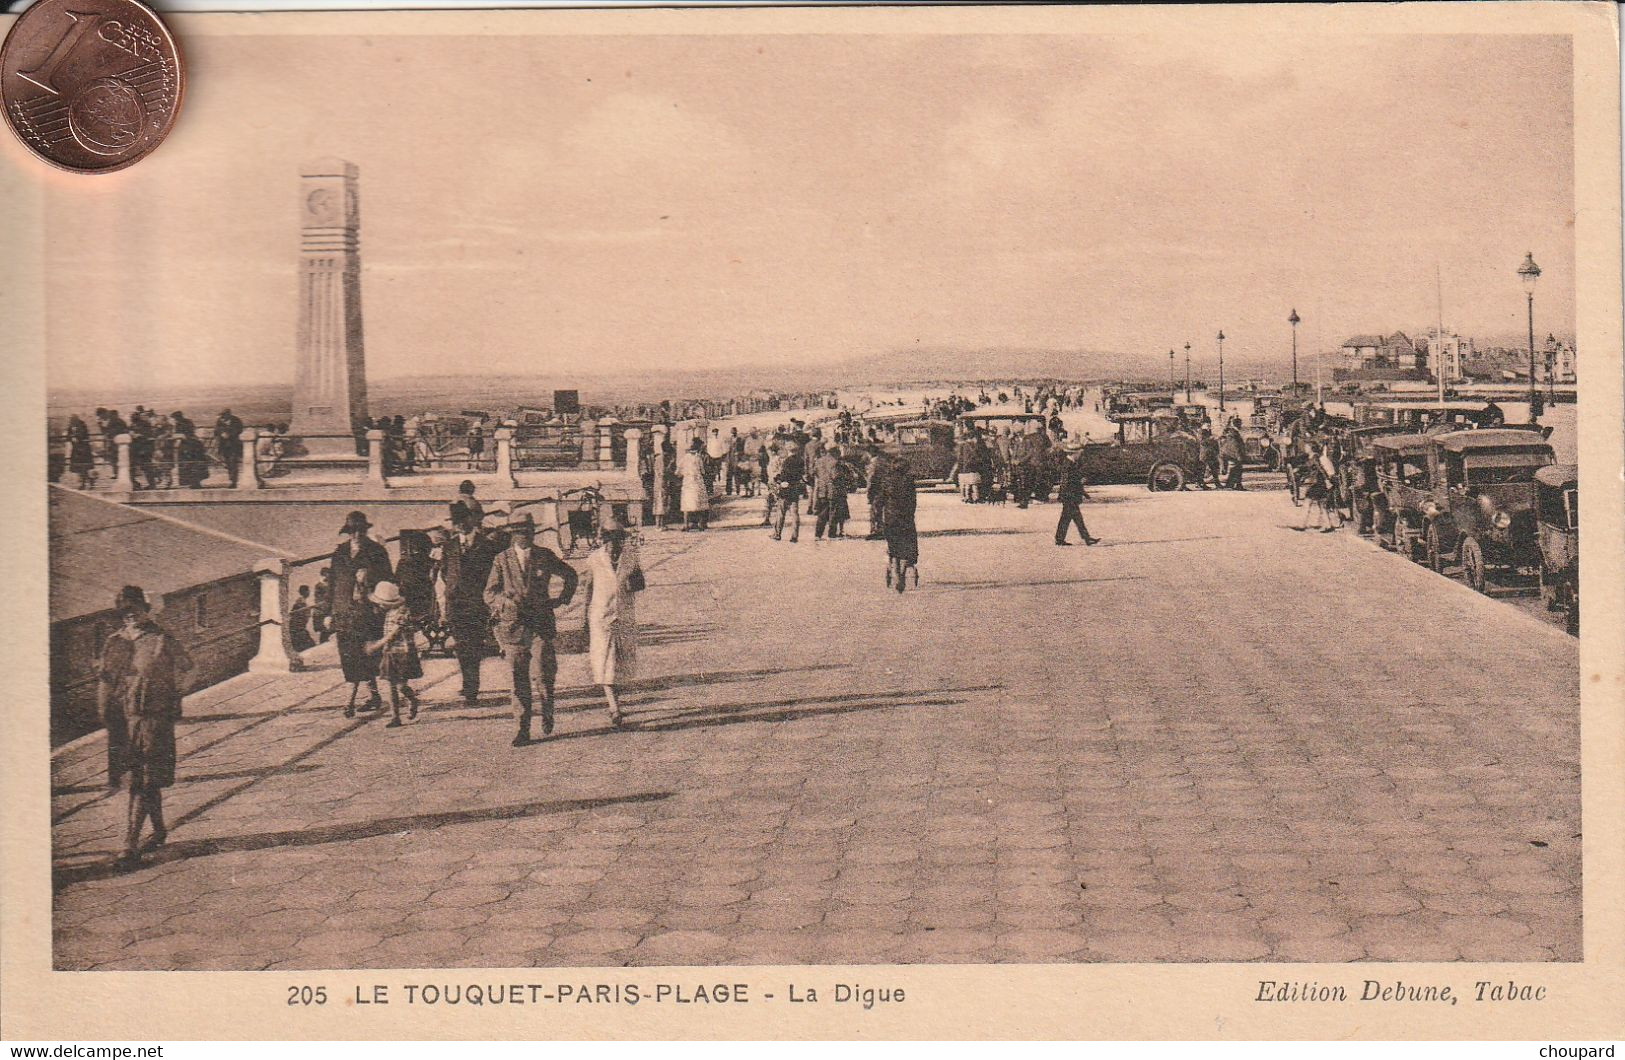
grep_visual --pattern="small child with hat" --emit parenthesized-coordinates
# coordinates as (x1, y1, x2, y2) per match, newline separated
(366, 581, 423, 727)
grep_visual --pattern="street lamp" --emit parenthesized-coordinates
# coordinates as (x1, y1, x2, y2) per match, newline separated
(1288, 309, 1300, 392)
(1169, 349, 1177, 400)
(1183, 342, 1192, 402)
(1518, 252, 1541, 421)
(1216, 330, 1226, 414)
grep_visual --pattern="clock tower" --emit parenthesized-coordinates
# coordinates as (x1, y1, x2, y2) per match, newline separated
(289, 158, 368, 458)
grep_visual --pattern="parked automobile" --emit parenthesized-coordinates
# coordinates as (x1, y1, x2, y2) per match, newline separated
(1368, 434, 1435, 560)
(1422, 429, 1556, 586)
(1534, 463, 1579, 634)
(881, 418, 957, 484)
(1091, 412, 1204, 490)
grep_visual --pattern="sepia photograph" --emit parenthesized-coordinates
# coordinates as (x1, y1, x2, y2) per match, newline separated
(3, 1, 1622, 1043)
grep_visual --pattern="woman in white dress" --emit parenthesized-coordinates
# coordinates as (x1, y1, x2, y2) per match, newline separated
(585, 513, 645, 726)
(677, 437, 710, 531)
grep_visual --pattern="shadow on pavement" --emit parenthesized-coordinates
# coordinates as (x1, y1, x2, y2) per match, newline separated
(929, 576, 1145, 592)
(918, 527, 1032, 538)
(527, 683, 1005, 744)
(52, 763, 322, 798)
(53, 791, 673, 890)
(1092, 535, 1226, 548)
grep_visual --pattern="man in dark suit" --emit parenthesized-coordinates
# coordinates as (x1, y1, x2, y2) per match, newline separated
(214, 409, 244, 488)
(1054, 444, 1101, 546)
(484, 514, 578, 745)
(441, 501, 504, 705)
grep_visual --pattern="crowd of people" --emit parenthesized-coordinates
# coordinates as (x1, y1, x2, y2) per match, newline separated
(58, 407, 256, 490)
(291, 482, 642, 746)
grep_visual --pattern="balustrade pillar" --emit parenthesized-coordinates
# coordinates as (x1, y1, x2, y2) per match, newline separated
(366, 429, 386, 484)
(579, 419, 598, 466)
(623, 427, 646, 525)
(651, 425, 669, 530)
(248, 558, 299, 673)
(113, 433, 134, 490)
(237, 428, 262, 491)
(493, 426, 517, 487)
(598, 422, 614, 468)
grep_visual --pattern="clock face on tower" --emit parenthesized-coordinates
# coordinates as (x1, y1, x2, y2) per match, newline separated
(305, 187, 339, 225)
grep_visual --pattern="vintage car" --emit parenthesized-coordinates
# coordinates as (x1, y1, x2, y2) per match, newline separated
(1534, 463, 1579, 634)
(1088, 412, 1203, 490)
(880, 418, 957, 484)
(1368, 434, 1435, 559)
(1421, 429, 1556, 586)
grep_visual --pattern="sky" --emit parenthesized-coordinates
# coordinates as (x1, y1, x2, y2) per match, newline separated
(36, 28, 1575, 390)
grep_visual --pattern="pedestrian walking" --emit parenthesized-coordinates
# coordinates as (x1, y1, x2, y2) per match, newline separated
(865, 446, 890, 540)
(882, 457, 919, 592)
(678, 437, 710, 531)
(288, 585, 316, 653)
(812, 444, 846, 540)
(1297, 446, 1337, 532)
(366, 581, 422, 727)
(67, 415, 96, 489)
(213, 408, 244, 489)
(330, 511, 393, 717)
(312, 567, 333, 644)
(772, 441, 806, 542)
(1054, 443, 1102, 546)
(441, 502, 503, 705)
(584, 513, 645, 727)
(1221, 419, 1247, 490)
(97, 586, 192, 871)
(483, 514, 578, 745)
(1198, 427, 1222, 490)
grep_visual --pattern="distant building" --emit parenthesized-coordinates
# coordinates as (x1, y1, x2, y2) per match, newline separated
(1421, 328, 1476, 384)
(49, 488, 276, 746)
(1335, 331, 1430, 382)
(1537, 334, 1578, 384)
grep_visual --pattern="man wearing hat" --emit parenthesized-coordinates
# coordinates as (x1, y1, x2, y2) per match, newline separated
(97, 586, 192, 870)
(1054, 443, 1100, 546)
(441, 500, 503, 705)
(484, 513, 578, 745)
(330, 511, 394, 715)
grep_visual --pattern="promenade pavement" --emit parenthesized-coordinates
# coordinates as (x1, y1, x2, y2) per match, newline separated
(51, 483, 1581, 969)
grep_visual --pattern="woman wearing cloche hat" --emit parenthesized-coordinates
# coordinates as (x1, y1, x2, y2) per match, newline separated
(582, 512, 645, 726)
(329, 510, 394, 717)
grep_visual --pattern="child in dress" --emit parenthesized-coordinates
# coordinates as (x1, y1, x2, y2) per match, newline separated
(366, 581, 422, 728)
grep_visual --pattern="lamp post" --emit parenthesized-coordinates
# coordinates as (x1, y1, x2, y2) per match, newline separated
(1518, 252, 1541, 421)
(1288, 309, 1300, 392)
(1169, 349, 1176, 400)
(1216, 330, 1226, 414)
(1183, 342, 1192, 402)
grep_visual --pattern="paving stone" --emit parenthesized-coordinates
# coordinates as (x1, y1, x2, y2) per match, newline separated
(48, 488, 1580, 968)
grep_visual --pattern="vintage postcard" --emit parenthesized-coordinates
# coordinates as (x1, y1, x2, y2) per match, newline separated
(1, 1, 1621, 1042)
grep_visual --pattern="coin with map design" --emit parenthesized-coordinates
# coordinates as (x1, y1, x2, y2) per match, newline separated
(0, 0, 183, 173)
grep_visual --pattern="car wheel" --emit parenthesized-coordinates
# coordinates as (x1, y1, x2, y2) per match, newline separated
(1147, 462, 1185, 492)
(1395, 513, 1417, 559)
(1426, 522, 1447, 572)
(1461, 535, 1488, 593)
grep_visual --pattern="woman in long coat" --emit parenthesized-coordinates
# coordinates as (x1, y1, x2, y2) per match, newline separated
(330, 510, 394, 715)
(677, 436, 710, 531)
(97, 585, 192, 870)
(882, 459, 919, 593)
(584, 514, 645, 726)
